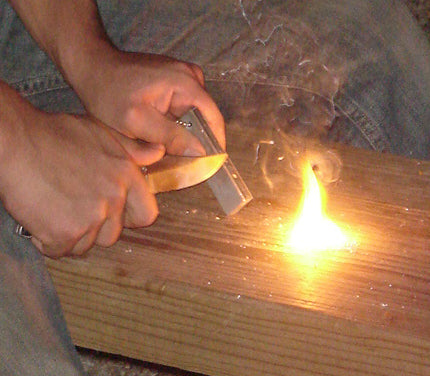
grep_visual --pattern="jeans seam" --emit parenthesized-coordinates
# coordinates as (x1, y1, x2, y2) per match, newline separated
(334, 90, 392, 152)
(9, 72, 69, 97)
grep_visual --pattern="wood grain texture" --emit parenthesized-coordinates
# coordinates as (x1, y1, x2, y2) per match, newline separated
(47, 122, 430, 376)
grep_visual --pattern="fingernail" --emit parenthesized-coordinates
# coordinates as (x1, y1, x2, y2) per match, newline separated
(183, 146, 206, 157)
(150, 143, 166, 155)
(151, 143, 166, 151)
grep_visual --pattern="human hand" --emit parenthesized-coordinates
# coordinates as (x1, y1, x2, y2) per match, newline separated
(0, 109, 163, 258)
(74, 50, 225, 156)
(7, 1, 225, 157)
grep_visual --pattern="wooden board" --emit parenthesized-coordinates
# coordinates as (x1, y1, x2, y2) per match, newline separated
(46, 122, 430, 376)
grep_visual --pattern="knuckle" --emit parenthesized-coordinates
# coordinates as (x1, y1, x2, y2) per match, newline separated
(96, 237, 115, 248)
(124, 106, 140, 131)
(42, 240, 75, 259)
(191, 62, 203, 74)
(142, 206, 159, 227)
(70, 235, 95, 257)
(95, 218, 123, 248)
(71, 246, 90, 257)
(190, 63, 204, 78)
(66, 222, 86, 241)
(99, 176, 129, 209)
(117, 157, 136, 174)
(107, 185, 127, 210)
(97, 232, 120, 248)
(172, 61, 203, 83)
(166, 132, 183, 150)
(126, 206, 159, 229)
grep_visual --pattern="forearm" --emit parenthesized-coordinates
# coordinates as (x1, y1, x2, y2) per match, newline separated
(0, 80, 42, 207)
(7, 0, 115, 95)
(7, 0, 225, 152)
(0, 81, 31, 167)
(0, 83, 16, 162)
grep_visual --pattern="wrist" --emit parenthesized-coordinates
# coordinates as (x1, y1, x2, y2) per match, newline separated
(0, 83, 27, 157)
(0, 81, 40, 192)
(8, 0, 117, 109)
(59, 35, 119, 109)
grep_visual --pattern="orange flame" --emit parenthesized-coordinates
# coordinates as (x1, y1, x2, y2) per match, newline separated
(288, 162, 348, 253)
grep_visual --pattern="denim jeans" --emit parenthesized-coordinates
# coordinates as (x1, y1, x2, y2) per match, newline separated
(0, 0, 429, 374)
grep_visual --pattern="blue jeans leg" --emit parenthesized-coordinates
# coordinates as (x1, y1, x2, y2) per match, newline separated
(0, 4, 87, 376)
(0, 203, 86, 376)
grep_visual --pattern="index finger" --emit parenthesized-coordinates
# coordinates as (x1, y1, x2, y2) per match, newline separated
(192, 91, 226, 150)
(170, 96, 226, 150)
(166, 72, 226, 150)
(123, 167, 159, 229)
(127, 104, 206, 156)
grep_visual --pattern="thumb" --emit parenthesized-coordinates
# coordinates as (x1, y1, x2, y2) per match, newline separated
(109, 128, 166, 165)
(127, 104, 206, 156)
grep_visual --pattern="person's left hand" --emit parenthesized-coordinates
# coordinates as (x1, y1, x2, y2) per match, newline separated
(74, 50, 225, 157)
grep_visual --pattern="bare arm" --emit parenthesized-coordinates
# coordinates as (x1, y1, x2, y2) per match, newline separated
(7, 0, 109, 81)
(7, 0, 225, 155)
(0, 80, 163, 257)
(2, 0, 225, 256)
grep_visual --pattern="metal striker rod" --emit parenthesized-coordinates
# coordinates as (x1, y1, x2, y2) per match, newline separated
(180, 108, 253, 215)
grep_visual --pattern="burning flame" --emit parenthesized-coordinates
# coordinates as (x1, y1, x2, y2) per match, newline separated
(288, 162, 348, 253)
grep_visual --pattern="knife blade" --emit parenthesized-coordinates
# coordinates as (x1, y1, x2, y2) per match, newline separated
(144, 153, 227, 194)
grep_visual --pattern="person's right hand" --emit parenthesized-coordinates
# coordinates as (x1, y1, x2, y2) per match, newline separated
(0, 107, 164, 258)
(69, 50, 225, 157)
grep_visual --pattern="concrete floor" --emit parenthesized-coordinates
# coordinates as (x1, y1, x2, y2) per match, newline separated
(78, 348, 193, 376)
(406, 0, 430, 34)
(78, 0, 430, 374)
